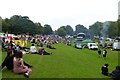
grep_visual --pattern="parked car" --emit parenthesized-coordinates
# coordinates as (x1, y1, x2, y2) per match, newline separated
(111, 42, 120, 50)
(75, 43, 82, 49)
(87, 43, 98, 50)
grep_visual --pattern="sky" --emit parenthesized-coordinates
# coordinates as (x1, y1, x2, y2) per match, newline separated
(0, 0, 119, 31)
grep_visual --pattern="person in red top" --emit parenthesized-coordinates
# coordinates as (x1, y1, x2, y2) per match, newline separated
(8, 36, 12, 41)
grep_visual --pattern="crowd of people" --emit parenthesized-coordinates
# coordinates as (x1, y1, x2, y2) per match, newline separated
(1, 32, 120, 79)
(1, 33, 72, 78)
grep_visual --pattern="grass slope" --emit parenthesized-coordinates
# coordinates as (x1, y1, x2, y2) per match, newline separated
(1, 43, 119, 78)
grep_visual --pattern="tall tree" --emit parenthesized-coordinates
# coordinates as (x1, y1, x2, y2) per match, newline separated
(57, 26, 67, 36)
(9, 15, 37, 34)
(107, 21, 118, 37)
(75, 24, 89, 36)
(0, 16, 2, 32)
(89, 21, 103, 38)
(118, 19, 120, 36)
(65, 25, 74, 35)
(43, 24, 53, 35)
(2, 18, 11, 33)
(35, 22, 43, 34)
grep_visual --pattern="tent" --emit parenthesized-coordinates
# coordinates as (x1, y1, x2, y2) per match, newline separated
(82, 39, 94, 43)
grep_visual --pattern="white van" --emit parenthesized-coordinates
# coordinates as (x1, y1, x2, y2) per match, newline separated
(87, 43, 98, 50)
(111, 42, 120, 50)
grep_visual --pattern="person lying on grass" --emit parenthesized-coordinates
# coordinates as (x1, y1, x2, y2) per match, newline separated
(0, 47, 32, 71)
(109, 66, 120, 80)
(38, 47, 52, 55)
(13, 51, 32, 78)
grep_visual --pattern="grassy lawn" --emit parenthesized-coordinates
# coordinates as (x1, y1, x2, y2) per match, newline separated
(1, 43, 119, 78)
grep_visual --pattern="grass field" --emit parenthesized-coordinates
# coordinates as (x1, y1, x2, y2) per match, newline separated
(1, 43, 119, 79)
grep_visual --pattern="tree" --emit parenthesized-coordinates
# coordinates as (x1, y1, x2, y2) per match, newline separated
(0, 16, 2, 32)
(107, 21, 118, 37)
(43, 24, 53, 35)
(9, 15, 37, 34)
(57, 26, 67, 36)
(118, 19, 120, 36)
(2, 15, 53, 35)
(74, 24, 89, 36)
(65, 25, 74, 35)
(35, 22, 44, 34)
(89, 21, 103, 38)
(2, 18, 11, 33)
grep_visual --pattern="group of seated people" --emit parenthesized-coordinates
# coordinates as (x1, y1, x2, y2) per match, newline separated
(1, 34, 73, 78)
(101, 63, 120, 80)
(0, 47, 32, 78)
(30, 44, 52, 55)
(63, 39, 71, 46)
(30, 37, 56, 49)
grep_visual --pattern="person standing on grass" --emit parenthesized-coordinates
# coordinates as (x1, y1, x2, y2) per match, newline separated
(101, 64, 109, 76)
(103, 49, 107, 58)
(13, 51, 32, 78)
(98, 49, 101, 57)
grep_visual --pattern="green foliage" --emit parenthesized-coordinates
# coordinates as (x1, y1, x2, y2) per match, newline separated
(65, 25, 74, 35)
(43, 24, 53, 35)
(89, 21, 103, 38)
(89, 21, 118, 38)
(117, 19, 120, 36)
(108, 22, 118, 37)
(2, 15, 44, 35)
(10, 15, 37, 34)
(57, 26, 67, 36)
(1, 15, 119, 38)
(35, 22, 44, 34)
(74, 24, 89, 35)
(0, 16, 2, 32)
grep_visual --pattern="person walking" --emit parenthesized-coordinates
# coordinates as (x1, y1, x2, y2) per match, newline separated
(98, 49, 101, 57)
(103, 49, 107, 58)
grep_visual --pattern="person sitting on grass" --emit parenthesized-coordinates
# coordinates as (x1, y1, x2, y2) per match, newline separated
(13, 51, 32, 78)
(38, 47, 52, 55)
(110, 66, 120, 80)
(36, 40, 43, 47)
(30, 44, 37, 54)
(101, 63, 109, 76)
(0, 48, 32, 71)
(46, 42, 56, 49)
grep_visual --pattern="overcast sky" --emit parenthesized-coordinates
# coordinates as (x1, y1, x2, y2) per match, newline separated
(0, 0, 119, 31)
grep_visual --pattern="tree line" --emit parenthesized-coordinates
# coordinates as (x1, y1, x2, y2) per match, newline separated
(1, 15, 119, 38)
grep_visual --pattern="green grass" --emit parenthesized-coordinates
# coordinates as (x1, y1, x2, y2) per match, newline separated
(1, 43, 119, 78)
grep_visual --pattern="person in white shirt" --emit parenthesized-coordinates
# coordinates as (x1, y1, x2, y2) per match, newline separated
(30, 44, 37, 54)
